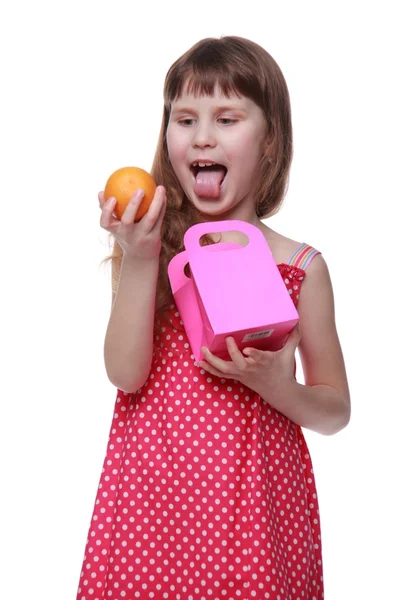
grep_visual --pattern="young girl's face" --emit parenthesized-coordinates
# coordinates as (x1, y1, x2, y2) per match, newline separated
(166, 85, 267, 221)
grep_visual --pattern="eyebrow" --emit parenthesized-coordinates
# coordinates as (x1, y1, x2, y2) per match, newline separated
(170, 105, 248, 115)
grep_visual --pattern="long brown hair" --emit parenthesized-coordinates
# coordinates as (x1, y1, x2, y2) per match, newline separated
(102, 36, 293, 331)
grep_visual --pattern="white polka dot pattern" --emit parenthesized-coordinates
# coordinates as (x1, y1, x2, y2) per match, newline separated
(77, 264, 323, 599)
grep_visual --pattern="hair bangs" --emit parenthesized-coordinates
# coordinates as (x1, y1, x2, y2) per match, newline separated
(164, 41, 264, 109)
(165, 66, 244, 105)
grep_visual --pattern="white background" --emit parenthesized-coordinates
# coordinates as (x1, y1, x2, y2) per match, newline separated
(1, 1, 399, 598)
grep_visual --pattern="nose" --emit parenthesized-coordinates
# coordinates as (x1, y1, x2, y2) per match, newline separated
(192, 121, 217, 149)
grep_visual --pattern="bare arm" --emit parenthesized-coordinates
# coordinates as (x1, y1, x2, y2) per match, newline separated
(258, 256, 351, 434)
(99, 185, 167, 393)
(104, 255, 159, 393)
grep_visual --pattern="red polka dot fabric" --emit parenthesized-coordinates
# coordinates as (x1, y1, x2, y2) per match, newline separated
(77, 263, 323, 599)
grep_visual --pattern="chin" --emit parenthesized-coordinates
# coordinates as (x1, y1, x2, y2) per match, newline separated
(199, 199, 241, 221)
(192, 202, 230, 219)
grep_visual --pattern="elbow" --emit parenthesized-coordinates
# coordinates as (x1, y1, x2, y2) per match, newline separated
(323, 396, 351, 436)
(324, 414, 350, 436)
(104, 349, 153, 394)
(338, 392, 351, 432)
(108, 376, 148, 394)
(106, 368, 151, 394)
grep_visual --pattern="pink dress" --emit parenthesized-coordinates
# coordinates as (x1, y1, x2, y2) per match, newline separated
(77, 243, 324, 600)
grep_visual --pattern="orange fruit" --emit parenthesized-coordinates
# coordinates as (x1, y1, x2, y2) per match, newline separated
(104, 166, 157, 221)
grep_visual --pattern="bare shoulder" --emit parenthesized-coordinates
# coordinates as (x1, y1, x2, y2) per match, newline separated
(259, 223, 305, 265)
(298, 253, 332, 312)
(262, 223, 332, 316)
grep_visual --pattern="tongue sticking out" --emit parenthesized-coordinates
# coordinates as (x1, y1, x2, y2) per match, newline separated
(194, 166, 226, 199)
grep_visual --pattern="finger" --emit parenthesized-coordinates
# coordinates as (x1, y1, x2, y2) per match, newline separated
(98, 191, 105, 207)
(283, 324, 301, 353)
(242, 347, 266, 362)
(290, 324, 301, 345)
(197, 361, 225, 378)
(200, 347, 232, 375)
(99, 196, 119, 230)
(151, 191, 167, 236)
(119, 189, 145, 225)
(225, 337, 247, 370)
(140, 186, 166, 234)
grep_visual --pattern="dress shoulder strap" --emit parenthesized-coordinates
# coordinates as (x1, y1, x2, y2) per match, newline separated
(287, 243, 321, 270)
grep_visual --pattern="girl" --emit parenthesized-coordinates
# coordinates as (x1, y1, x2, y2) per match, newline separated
(77, 36, 350, 600)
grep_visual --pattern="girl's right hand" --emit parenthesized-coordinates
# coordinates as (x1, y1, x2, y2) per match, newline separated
(99, 186, 167, 260)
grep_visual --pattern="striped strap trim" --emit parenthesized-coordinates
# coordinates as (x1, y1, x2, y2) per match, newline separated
(287, 243, 321, 270)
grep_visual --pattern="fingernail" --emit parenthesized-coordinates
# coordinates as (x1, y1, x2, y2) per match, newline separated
(106, 196, 116, 204)
(135, 189, 144, 199)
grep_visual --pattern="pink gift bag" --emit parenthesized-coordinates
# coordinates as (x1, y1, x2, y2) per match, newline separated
(167, 220, 299, 361)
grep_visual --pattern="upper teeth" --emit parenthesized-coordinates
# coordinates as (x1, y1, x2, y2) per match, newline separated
(193, 162, 215, 167)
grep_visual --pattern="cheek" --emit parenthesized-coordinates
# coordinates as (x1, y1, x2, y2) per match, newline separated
(166, 127, 186, 171)
(234, 131, 264, 169)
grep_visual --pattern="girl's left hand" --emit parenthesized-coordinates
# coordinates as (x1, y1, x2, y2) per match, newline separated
(198, 326, 301, 399)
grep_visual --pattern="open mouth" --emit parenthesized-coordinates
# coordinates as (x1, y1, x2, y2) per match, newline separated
(190, 161, 227, 180)
(190, 162, 227, 199)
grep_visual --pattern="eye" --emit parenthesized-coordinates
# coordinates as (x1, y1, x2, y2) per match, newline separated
(179, 118, 196, 126)
(218, 118, 237, 125)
